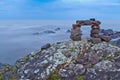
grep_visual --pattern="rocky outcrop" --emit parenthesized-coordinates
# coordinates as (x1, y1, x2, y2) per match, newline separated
(1, 39, 120, 80)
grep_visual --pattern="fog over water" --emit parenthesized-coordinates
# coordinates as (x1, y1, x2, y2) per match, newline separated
(0, 20, 120, 64)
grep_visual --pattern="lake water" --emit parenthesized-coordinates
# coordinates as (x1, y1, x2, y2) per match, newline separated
(0, 20, 120, 64)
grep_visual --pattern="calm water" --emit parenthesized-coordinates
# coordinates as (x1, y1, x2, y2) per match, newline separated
(0, 20, 120, 64)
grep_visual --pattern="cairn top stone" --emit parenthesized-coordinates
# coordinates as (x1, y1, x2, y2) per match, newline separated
(76, 18, 101, 26)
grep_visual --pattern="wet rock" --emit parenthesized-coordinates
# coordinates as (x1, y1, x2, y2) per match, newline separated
(41, 43, 51, 50)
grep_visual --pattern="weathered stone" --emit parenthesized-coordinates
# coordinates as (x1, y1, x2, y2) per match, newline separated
(91, 25, 100, 29)
(72, 24, 81, 29)
(76, 20, 101, 26)
(73, 64, 85, 75)
(91, 38, 102, 44)
(70, 28, 81, 41)
(90, 33, 99, 38)
(91, 29, 99, 34)
(100, 35, 111, 42)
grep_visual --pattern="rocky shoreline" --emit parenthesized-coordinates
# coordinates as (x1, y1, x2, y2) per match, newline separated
(1, 28, 120, 80)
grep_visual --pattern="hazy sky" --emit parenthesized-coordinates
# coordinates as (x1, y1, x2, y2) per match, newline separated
(0, 0, 120, 20)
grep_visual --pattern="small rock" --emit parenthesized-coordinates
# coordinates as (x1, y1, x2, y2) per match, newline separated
(74, 64, 85, 75)
(43, 30, 55, 34)
(41, 43, 51, 50)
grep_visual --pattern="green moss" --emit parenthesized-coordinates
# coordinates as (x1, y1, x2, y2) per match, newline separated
(0, 75, 3, 80)
(69, 48, 75, 52)
(49, 72, 61, 80)
(76, 75, 85, 80)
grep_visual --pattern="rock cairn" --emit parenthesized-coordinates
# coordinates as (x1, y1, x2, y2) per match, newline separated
(70, 18, 111, 43)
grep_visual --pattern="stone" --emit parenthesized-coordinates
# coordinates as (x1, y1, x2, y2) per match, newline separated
(90, 18, 95, 21)
(43, 30, 55, 34)
(91, 29, 99, 34)
(72, 24, 81, 29)
(91, 25, 100, 29)
(70, 28, 81, 41)
(73, 64, 85, 75)
(41, 43, 51, 50)
(100, 35, 111, 42)
(113, 39, 120, 47)
(90, 33, 99, 38)
(100, 29, 114, 36)
(91, 38, 102, 44)
(76, 19, 101, 26)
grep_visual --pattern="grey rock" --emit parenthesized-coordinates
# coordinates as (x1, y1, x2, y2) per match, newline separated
(41, 43, 51, 50)
(73, 64, 85, 75)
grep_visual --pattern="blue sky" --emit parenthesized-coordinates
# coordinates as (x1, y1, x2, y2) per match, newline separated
(0, 0, 120, 20)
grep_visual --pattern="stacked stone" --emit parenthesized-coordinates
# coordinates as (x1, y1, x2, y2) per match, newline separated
(70, 18, 111, 43)
(70, 24, 81, 41)
(91, 25, 102, 43)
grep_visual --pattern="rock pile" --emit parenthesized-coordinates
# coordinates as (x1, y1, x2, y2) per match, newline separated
(70, 18, 111, 43)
